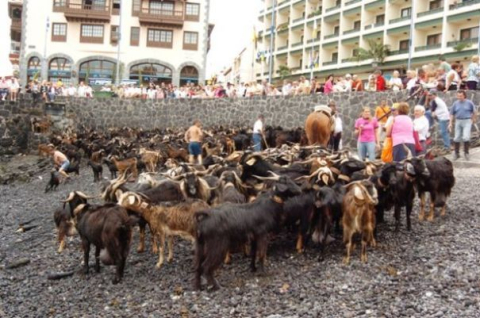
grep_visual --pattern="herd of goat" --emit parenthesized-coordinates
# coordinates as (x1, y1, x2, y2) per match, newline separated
(43, 126, 455, 290)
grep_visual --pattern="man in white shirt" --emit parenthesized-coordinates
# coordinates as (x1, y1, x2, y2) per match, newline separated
(428, 90, 451, 152)
(344, 74, 353, 92)
(252, 114, 264, 152)
(328, 101, 342, 151)
(282, 80, 292, 96)
(413, 105, 430, 155)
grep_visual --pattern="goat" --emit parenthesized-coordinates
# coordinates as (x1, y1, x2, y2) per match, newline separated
(118, 192, 209, 268)
(218, 171, 249, 204)
(166, 144, 189, 162)
(410, 157, 455, 222)
(139, 149, 161, 172)
(194, 175, 302, 291)
(38, 144, 51, 157)
(111, 156, 138, 179)
(103, 158, 118, 179)
(91, 149, 105, 163)
(45, 170, 60, 193)
(342, 180, 378, 265)
(87, 160, 103, 182)
(63, 192, 132, 284)
(63, 161, 80, 176)
(171, 172, 219, 205)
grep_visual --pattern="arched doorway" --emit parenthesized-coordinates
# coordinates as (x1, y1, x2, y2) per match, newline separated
(49, 58, 72, 85)
(129, 63, 173, 85)
(79, 59, 116, 87)
(180, 66, 199, 86)
(27, 57, 41, 81)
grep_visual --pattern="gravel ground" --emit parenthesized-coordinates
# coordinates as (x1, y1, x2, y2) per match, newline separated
(0, 158, 479, 318)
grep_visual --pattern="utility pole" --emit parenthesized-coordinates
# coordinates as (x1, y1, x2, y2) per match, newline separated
(407, 1, 415, 71)
(268, 0, 276, 84)
(42, 16, 50, 81)
(115, 0, 123, 86)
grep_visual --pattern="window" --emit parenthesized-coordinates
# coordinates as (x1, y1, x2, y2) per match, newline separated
(352, 48, 359, 57)
(333, 25, 339, 35)
(332, 52, 338, 62)
(375, 14, 385, 25)
(429, 0, 443, 10)
(460, 27, 479, 40)
(183, 31, 198, 50)
(80, 24, 104, 43)
(427, 34, 441, 46)
(147, 29, 173, 48)
(111, 25, 119, 44)
(112, 0, 120, 15)
(186, 3, 200, 19)
(401, 7, 411, 18)
(130, 63, 173, 84)
(399, 39, 409, 50)
(353, 21, 360, 30)
(130, 27, 140, 46)
(132, 0, 141, 15)
(52, 23, 67, 42)
(149, 0, 174, 13)
(316, 31, 321, 39)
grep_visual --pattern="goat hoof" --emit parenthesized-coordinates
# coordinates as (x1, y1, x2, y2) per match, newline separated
(136, 247, 145, 253)
(418, 213, 425, 221)
(427, 215, 434, 222)
(155, 263, 163, 269)
(342, 257, 350, 265)
(95, 266, 101, 273)
(112, 277, 121, 285)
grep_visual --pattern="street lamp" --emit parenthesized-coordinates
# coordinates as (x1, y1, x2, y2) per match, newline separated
(115, 0, 123, 86)
(42, 16, 50, 81)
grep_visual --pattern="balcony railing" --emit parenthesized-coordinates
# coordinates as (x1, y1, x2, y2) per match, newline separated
(343, 27, 360, 35)
(137, 8, 184, 26)
(365, 22, 385, 30)
(52, 0, 111, 21)
(278, 0, 290, 6)
(292, 41, 303, 47)
(322, 59, 338, 66)
(341, 58, 354, 62)
(324, 32, 339, 39)
(307, 38, 320, 43)
(277, 45, 289, 50)
(389, 15, 411, 24)
(292, 16, 305, 23)
(291, 67, 302, 72)
(415, 44, 441, 52)
(326, 4, 340, 12)
(417, 7, 443, 17)
(307, 8, 322, 18)
(450, 0, 480, 9)
(388, 49, 409, 55)
(345, 0, 362, 6)
(447, 37, 479, 47)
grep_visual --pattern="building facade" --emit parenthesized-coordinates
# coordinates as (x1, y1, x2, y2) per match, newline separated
(256, 0, 480, 81)
(7, 0, 23, 73)
(19, 0, 212, 87)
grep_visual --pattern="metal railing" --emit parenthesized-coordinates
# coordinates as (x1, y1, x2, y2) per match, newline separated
(345, 0, 361, 6)
(307, 38, 320, 43)
(417, 7, 443, 17)
(415, 44, 441, 52)
(292, 16, 305, 23)
(343, 28, 360, 35)
(277, 45, 289, 50)
(292, 41, 303, 47)
(449, 0, 480, 9)
(324, 32, 339, 39)
(388, 49, 409, 55)
(323, 59, 338, 66)
(326, 4, 341, 12)
(389, 15, 411, 24)
(447, 37, 479, 47)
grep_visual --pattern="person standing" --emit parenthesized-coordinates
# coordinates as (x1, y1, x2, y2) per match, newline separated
(49, 145, 70, 182)
(388, 70, 403, 91)
(324, 75, 334, 94)
(328, 101, 342, 151)
(413, 105, 430, 155)
(252, 114, 265, 152)
(184, 120, 204, 164)
(10, 78, 19, 102)
(445, 63, 461, 92)
(355, 107, 380, 161)
(375, 70, 386, 91)
(466, 55, 480, 90)
(386, 103, 416, 162)
(374, 100, 391, 143)
(352, 74, 364, 91)
(449, 90, 477, 160)
(428, 90, 451, 152)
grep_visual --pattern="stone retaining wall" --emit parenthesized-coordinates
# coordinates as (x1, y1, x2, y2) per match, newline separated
(1, 91, 478, 149)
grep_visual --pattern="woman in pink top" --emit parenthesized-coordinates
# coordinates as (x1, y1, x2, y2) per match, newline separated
(355, 107, 380, 161)
(386, 102, 416, 162)
(324, 75, 334, 94)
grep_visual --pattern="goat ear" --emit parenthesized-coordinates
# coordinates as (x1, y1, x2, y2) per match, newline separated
(274, 182, 288, 194)
(353, 186, 365, 201)
(405, 162, 416, 176)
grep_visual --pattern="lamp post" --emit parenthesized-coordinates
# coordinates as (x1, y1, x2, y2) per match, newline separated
(42, 16, 50, 81)
(268, 0, 276, 84)
(115, 0, 123, 86)
(407, 1, 415, 71)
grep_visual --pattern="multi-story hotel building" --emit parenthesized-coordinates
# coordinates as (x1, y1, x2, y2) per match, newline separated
(19, 0, 212, 87)
(256, 0, 480, 81)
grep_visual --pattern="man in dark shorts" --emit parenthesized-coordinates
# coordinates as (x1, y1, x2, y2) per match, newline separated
(185, 120, 204, 164)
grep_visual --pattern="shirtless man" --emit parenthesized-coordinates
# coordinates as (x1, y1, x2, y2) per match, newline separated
(184, 120, 204, 164)
(49, 145, 70, 181)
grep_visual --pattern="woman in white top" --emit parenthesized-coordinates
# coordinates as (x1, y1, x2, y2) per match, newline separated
(445, 63, 461, 91)
(466, 55, 479, 90)
(10, 78, 20, 102)
(388, 70, 403, 91)
(406, 70, 417, 91)
(413, 105, 429, 155)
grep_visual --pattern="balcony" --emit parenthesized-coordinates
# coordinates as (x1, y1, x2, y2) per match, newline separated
(345, 0, 361, 6)
(277, 45, 289, 50)
(341, 58, 354, 62)
(322, 59, 338, 66)
(447, 37, 479, 47)
(388, 49, 409, 55)
(326, 4, 340, 12)
(449, 0, 480, 9)
(365, 22, 384, 30)
(325, 32, 339, 39)
(137, 8, 184, 27)
(415, 44, 441, 52)
(52, 0, 111, 22)
(417, 7, 443, 17)
(292, 41, 303, 47)
(389, 15, 411, 24)
(343, 27, 360, 35)
(292, 16, 305, 23)
(307, 37, 320, 43)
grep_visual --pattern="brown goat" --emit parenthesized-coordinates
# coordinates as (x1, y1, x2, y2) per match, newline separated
(166, 144, 189, 162)
(118, 192, 209, 269)
(111, 156, 138, 178)
(91, 149, 105, 163)
(342, 180, 378, 265)
(139, 149, 161, 172)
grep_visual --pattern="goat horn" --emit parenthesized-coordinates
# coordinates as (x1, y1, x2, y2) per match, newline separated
(403, 144, 413, 160)
(62, 192, 75, 202)
(74, 191, 96, 200)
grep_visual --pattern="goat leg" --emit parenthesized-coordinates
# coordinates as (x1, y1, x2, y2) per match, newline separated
(206, 269, 220, 291)
(155, 233, 165, 269)
(257, 236, 268, 275)
(82, 240, 90, 275)
(394, 206, 401, 232)
(296, 233, 304, 254)
(249, 239, 258, 272)
(440, 205, 446, 217)
(224, 251, 231, 265)
(427, 201, 435, 222)
(343, 238, 352, 265)
(418, 193, 426, 221)
(406, 202, 413, 231)
(94, 247, 101, 273)
(113, 258, 125, 285)
(167, 236, 174, 263)
(137, 224, 146, 253)
(57, 228, 66, 253)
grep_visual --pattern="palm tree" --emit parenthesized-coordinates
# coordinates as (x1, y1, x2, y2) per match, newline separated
(278, 65, 291, 79)
(353, 39, 391, 65)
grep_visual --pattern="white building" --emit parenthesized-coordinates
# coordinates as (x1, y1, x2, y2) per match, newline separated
(257, 0, 480, 81)
(19, 0, 213, 87)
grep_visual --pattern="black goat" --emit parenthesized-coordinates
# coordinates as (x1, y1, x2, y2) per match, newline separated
(103, 158, 118, 179)
(194, 175, 302, 291)
(240, 153, 309, 182)
(370, 163, 398, 226)
(45, 170, 60, 193)
(64, 161, 80, 175)
(87, 160, 103, 182)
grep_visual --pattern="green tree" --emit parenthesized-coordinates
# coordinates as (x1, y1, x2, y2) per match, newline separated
(453, 42, 471, 52)
(353, 39, 391, 64)
(278, 65, 291, 80)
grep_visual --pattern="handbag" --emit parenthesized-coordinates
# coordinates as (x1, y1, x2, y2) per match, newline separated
(413, 130, 423, 152)
(381, 137, 393, 163)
